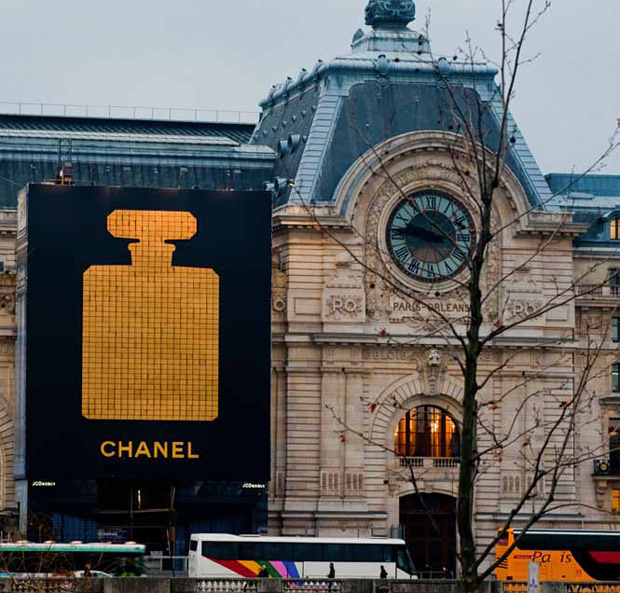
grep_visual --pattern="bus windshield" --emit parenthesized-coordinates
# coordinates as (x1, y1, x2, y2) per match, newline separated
(396, 547, 416, 576)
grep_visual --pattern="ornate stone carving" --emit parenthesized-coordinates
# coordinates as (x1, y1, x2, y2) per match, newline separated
(321, 470, 341, 496)
(580, 309, 604, 334)
(504, 298, 545, 322)
(326, 252, 363, 289)
(506, 271, 540, 295)
(272, 249, 288, 316)
(365, 0, 416, 29)
(325, 295, 363, 318)
(420, 348, 447, 396)
(362, 150, 507, 331)
(362, 347, 418, 363)
(272, 295, 287, 313)
(344, 471, 364, 496)
(323, 252, 365, 323)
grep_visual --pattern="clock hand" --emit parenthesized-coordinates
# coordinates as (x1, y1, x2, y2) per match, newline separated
(407, 225, 447, 245)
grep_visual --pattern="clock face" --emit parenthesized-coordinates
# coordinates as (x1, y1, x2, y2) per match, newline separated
(386, 190, 475, 282)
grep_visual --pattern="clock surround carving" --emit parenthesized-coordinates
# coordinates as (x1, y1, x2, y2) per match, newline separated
(363, 152, 503, 328)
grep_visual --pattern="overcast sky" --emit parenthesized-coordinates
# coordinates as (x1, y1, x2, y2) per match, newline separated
(0, 0, 618, 174)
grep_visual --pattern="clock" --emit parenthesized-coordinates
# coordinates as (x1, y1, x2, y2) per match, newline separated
(385, 190, 475, 282)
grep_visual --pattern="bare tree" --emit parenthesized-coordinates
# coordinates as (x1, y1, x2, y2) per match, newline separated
(278, 0, 620, 590)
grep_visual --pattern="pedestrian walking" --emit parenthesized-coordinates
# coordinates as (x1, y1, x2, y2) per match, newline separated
(327, 562, 335, 579)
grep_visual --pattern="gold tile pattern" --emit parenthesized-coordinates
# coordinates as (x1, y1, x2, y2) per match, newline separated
(82, 210, 219, 421)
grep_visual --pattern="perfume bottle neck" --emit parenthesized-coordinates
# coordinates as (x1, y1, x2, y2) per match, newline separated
(128, 242, 176, 267)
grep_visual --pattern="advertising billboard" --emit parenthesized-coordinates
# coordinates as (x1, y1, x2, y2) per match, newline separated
(20, 185, 271, 480)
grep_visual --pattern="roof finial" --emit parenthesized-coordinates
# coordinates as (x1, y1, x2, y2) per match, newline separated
(365, 0, 416, 30)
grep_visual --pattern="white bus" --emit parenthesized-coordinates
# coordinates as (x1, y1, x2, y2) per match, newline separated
(188, 534, 416, 580)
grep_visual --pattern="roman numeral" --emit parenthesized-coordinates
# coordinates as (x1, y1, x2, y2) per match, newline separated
(453, 215, 466, 228)
(453, 249, 465, 262)
(444, 260, 454, 274)
(391, 228, 405, 239)
(395, 246, 409, 260)
(457, 233, 470, 243)
(408, 258, 421, 274)
(425, 196, 437, 210)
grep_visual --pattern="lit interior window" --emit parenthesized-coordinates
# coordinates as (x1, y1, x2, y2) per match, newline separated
(613, 490, 620, 513)
(611, 218, 620, 241)
(394, 405, 460, 458)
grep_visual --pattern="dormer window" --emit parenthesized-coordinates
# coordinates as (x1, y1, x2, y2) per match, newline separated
(611, 217, 620, 240)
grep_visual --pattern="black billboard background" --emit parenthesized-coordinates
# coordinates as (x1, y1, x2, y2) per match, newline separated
(24, 185, 271, 481)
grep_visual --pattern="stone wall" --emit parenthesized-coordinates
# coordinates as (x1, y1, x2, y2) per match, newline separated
(0, 580, 616, 593)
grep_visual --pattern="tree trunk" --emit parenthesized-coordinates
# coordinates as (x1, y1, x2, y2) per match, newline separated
(458, 208, 491, 592)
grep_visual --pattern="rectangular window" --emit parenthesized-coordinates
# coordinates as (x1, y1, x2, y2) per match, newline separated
(323, 544, 354, 562)
(609, 269, 620, 285)
(202, 542, 239, 560)
(614, 318, 620, 343)
(613, 490, 620, 513)
(293, 543, 324, 562)
(352, 544, 386, 562)
(613, 364, 620, 393)
(611, 219, 620, 241)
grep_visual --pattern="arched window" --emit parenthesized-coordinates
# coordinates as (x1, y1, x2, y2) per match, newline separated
(394, 406, 460, 458)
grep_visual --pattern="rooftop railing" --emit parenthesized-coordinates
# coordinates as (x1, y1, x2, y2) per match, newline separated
(0, 101, 260, 124)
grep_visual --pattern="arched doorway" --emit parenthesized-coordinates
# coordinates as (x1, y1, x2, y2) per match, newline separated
(400, 493, 456, 578)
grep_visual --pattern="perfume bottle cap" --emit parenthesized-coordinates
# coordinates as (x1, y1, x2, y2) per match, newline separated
(107, 210, 197, 243)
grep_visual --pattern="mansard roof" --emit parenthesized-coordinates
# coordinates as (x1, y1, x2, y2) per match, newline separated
(254, 10, 553, 211)
(545, 173, 620, 248)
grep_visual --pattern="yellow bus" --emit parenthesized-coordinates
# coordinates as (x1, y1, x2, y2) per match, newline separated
(495, 529, 619, 583)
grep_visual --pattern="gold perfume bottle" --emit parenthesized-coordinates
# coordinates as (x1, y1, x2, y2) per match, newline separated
(82, 210, 219, 421)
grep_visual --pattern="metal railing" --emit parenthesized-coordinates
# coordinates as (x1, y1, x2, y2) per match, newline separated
(282, 581, 342, 592)
(575, 284, 620, 298)
(398, 457, 460, 469)
(193, 580, 258, 592)
(499, 584, 620, 593)
(0, 101, 259, 124)
(143, 555, 188, 575)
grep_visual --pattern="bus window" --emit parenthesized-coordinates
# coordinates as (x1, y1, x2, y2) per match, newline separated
(189, 540, 198, 552)
(294, 543, 323, 562)
(324, 544, 353, 562)
(353, 545, 384, 562)
(202, 542, 239, 560)
(254, 543, 294, 560)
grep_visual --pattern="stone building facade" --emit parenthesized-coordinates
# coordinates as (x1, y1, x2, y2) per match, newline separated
(0, 0, 616, 569)
(259, 0, 620, 574)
